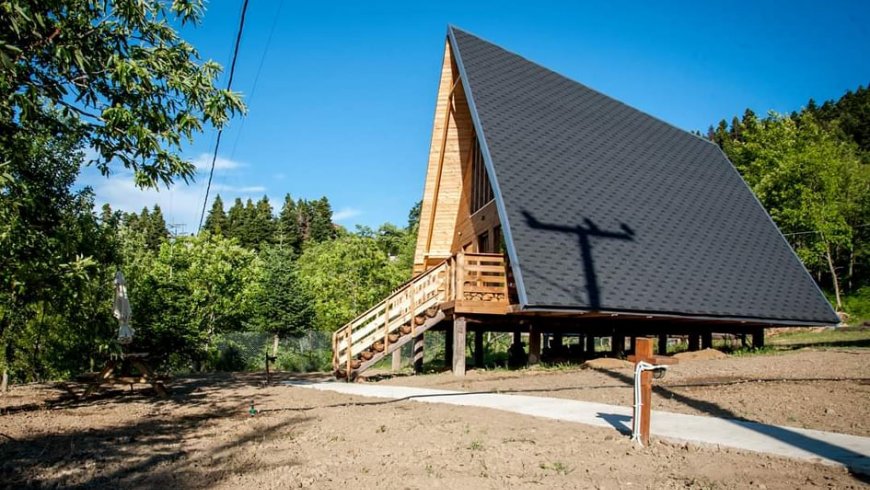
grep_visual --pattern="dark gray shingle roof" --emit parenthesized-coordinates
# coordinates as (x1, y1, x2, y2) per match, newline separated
(448, 27, 838, 325)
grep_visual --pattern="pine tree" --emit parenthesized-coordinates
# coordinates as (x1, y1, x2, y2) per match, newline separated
(297, 198, 312, 242)
(252, 195, 276, 249)
(227, 197, 245, 241)
(308, 197, 335, 242)
(147, 205, 169, 250)
(204, 195, 229, 236)
(277, 194, 302, 252)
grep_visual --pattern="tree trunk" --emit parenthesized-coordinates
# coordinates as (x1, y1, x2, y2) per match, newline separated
(272, 334, 280, 357)
(825, 241, 843, 312)
(848, 244, 855, 292)
(1, 368, 7, 393)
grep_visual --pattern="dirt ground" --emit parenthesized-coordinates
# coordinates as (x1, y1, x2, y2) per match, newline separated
(0, 348, 867, 489)
(376, 348, 870, 437)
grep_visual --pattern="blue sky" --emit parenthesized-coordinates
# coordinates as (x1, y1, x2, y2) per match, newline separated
(80, 0, 870, 232)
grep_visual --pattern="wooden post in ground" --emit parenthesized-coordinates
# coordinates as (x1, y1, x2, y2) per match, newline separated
(453, 316, 467, 376)
(612, 332, 626, 357)
(444, 324, 454, 369)
(586, 334, 595, 355)
(688, 334, 700, 351)
(629, 336, 637, 355)
(392, 349, 402, 372)
(628, 338, 678, 446)
(701, 331, 713, 350)
(752, 327, 765, 349)
(473, 328, 484, 368)
(528, 327, 541, 365)
(658, 334, 668, 355)
(413, 334, 425, 374)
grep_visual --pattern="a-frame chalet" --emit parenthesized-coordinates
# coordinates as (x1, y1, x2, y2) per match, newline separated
(332, 27, 839, 380)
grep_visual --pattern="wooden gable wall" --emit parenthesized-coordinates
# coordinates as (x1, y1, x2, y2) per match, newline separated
(413, 40, 475, 273)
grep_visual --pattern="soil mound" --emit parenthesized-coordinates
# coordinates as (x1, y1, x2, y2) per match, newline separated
(584, 357, 633, 369)
(673, 348, 728, 362)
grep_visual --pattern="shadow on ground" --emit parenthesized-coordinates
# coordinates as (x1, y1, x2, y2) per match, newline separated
(0, 372, 326, 488)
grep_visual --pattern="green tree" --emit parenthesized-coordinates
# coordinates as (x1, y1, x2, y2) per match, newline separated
(124, 233, 258, 370)
(147, 205, 169, 250)
(0, 131, 118, 384)
(729, 113, 868, 310)
(203, 195, 228, 236)
(251, 195, 276, 249)
(277, 194, 302, 252)
(227, 197, 245, 240)
(0, 0, 245, 188)
(252, 246, 313, 356)
(308, 197, 335, 242)
(297, 234, 411, 331)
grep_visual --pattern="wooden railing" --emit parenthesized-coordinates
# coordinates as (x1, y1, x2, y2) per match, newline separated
(331, 252, 510, 378)
(332, 260, 449, 375)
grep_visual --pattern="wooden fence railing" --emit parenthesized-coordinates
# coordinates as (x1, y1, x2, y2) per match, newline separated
(331, 252, 510, 377)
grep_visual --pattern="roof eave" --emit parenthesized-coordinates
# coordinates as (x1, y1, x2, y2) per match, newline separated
(516, 305, 840, 327)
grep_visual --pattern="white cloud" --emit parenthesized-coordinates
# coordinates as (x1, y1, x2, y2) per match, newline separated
(333, 207, 362, 222)
(80, 167, 268, 232)
(213, 183, 266, 194)
(192, 153, 244, 171)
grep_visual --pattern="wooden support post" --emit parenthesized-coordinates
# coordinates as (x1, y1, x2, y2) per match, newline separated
(752, 327, 765, 349)
(513, 330, 522, 345)
(701, 331, 713, 350)
(392, 349, 402, 372)
(612, 332, 625, 357)
(453, 316, 467, 376)
(445, 324, 454, 369)
(528, 327, 541, 365)
(688, 334, 700, 352)
(413, 334, 425, 374)
(586, 334, 595, 354)
(658, 334, 668, 355)
(629, 336, 637, 355)
(552, 332, 563, 350)
(474, 328, 484, 367)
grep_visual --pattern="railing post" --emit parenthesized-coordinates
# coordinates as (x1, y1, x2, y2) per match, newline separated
(332, 331, 338, 371)
(383, 301, 390, 351)
(410, 282, 417, 337)
(457, 251, 466, 302)
(345, 330, 352, 381)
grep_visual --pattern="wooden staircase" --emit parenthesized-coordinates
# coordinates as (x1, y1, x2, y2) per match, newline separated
(332, 260, 450, 380)
(331, 252, 511, 380)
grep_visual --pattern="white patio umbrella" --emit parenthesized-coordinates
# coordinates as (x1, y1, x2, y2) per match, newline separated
(113, 271, 134, 345)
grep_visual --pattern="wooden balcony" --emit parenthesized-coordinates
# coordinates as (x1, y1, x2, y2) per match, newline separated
(441, 252, 511, 315)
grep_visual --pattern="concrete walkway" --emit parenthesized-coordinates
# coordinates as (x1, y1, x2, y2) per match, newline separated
(290, 381, 870, 475)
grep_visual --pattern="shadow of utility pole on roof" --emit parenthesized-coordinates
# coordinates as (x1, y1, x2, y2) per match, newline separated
(522, 210, 635, 309)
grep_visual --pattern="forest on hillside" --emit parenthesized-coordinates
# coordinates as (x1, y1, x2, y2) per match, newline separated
(1, 1, 868, 387)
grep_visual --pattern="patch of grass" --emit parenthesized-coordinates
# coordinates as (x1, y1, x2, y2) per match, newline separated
(768, 326, 870, 349)
(540, 461, 574, 475)
(375, 424, 387, 433)
(468, 440, 485, 451)
(728, 346, 778, 357)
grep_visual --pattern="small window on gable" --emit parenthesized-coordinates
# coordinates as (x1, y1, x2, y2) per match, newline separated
(471, 137, 494, 213)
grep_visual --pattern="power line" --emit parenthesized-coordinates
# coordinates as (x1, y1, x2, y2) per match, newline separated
(782, 223, 870, 237)
(197, 0, 251, 233)
(229, 0, 284, 160)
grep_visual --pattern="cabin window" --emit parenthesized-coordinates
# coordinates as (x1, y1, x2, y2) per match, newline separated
(471, 138, 494, 213)
(492, 225, 502, 253)
(478, 231, 490, 253)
